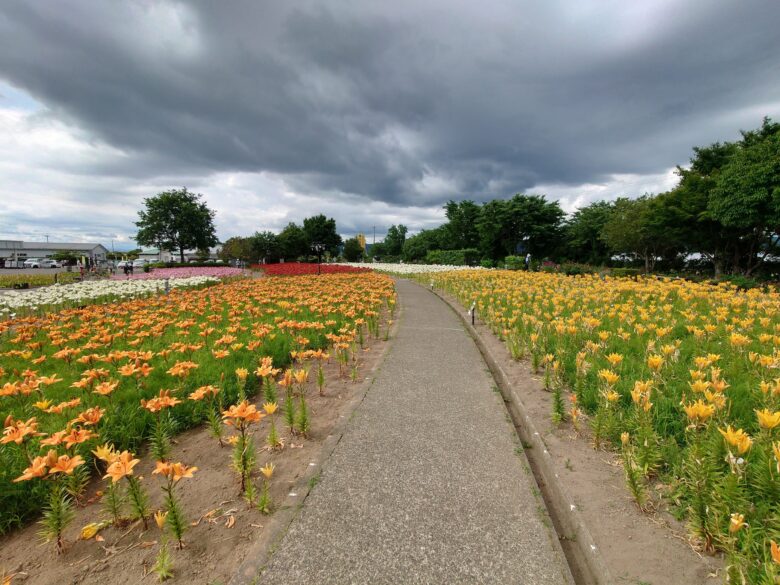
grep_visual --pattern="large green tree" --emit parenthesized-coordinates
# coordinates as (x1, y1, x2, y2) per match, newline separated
(443, 200, 481, 249)
(708, 118, 780, 275)
(135, 188, 218, 263)
(564, 201, 614, 264)
(219, 236, 256, 264)
(476, 194, 564, 261)
(251, 231, 280, 263)
(384, 224, 408, 256)
(277, 223, 309, 260)
(302, 214, 342, 256)
(342, 237, 365, 261)
(600, 196, 678, 272)
(402, 227, 446, 262)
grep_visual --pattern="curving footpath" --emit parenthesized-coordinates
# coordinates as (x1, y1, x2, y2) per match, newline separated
(256, 279, 574, 584)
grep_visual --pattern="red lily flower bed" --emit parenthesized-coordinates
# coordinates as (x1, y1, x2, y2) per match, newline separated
(255, 262, 372, 276)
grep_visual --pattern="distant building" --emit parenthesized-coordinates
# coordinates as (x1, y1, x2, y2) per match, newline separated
(0, 240, 109, 267)
(137, 247, 174, 263)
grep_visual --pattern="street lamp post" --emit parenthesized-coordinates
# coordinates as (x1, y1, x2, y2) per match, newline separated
(311, 243, 326, 275)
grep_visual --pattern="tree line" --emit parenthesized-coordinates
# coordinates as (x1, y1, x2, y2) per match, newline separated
(395, 118, 780, 276)
(135, 118, 778, 275)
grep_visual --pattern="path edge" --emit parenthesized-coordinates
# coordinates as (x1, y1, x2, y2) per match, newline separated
(424, 280, 613, 585)
(228, 290, 403, 585)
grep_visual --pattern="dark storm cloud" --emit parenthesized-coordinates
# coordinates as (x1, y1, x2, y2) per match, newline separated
(1, 0, 779, 207)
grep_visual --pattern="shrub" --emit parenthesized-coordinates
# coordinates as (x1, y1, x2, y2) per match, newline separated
(561, 262, 598, 276)
(424, 249, 480, 266)
(480, 259, 495, 268)
(504, 255, 524, 270)
(718, 274, 763, 290)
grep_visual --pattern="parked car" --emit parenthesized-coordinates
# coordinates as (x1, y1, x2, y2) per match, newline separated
(132, 259, 148, 269)
(116, 260, 131, 269)
(23, 258, 61, 268)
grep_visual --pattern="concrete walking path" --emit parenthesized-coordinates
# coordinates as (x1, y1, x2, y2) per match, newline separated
(257, 279, 573, 584)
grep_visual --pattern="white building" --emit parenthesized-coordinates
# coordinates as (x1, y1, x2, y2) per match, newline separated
(137, 247, 175, 263)
(0, 240, 109, 267)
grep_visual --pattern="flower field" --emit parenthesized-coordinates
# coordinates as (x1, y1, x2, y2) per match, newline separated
(0, 273, 81, 289)
(257, 262, 371, 276)
(429, 269, 780, 582)
(110, 266, 245, 280)
(0, 276, 219, 317)
(337, 262, 487, 274)
(0, 270, 395, 562)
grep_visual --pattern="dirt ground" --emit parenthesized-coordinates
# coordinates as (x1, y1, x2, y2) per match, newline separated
(464, 299, 723, 585)
(0, 321, 391, 585)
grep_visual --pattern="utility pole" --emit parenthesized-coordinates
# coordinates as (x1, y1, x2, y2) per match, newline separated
(45, 234, 49, 243)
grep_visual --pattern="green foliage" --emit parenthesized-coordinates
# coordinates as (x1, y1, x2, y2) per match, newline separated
(564, 201, 615, 265)
(257, 480, 272, 515)
(164, 485, 187, 548)
(297, 395, 310, 437)
(39, 483, 75, 554)
(103, 481, 126, 526)
(150, 415, 173, 462)
(551, 386, 565, 424)
(611, 268, 641, 278)
(284, 391, 296, 433)
(504, 255, 524, 270)
(302, 214, 342, 256)
(262, 377, 277, 404)
(383, 225, 408, 256)
(277, 223, 309, 260)
(251, 231, 280, 263)
(135, 187, 218, 264)
(219, 236, 257, 264)
(154, 539, 174, 581)
(622, 440, 649, 510)
(476, 194, 565, 261)
(444, 200, 481, 249)
(126, 476, 150, 529)
(342, 237, 365, 262)
(561, 263, 598, 276)
(424, 248, 480, 265)
(402, 227, 446, 261)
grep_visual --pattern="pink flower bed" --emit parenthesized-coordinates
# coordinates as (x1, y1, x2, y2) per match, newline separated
(111, 267, 245, 280)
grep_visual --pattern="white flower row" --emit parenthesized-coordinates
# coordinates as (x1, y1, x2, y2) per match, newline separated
(335, 262, 486, 274)
(0, 276, 219, 315)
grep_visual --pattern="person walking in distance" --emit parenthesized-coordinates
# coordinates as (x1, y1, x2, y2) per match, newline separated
(525, 253, 531, 270)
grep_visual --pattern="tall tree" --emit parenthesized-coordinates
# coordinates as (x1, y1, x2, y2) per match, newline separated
(135, 188, 218, 263)
(600, 196, 675, 272)
(476, 199, 511, 260)
(384, 224, 408, 256)
(708, 118, 780, 275)
(219, 236, 256, 264)
(251, 231, 280, 264)
(277, 223, 309, 260)
(476, 194, 564, 261)
(342, 237, 365, 261)
(564, 201, 614, 264)
(402, 228, 445, 262)
(509, 194, 565, 258)
(302, 214, 342, 256)
(444, 200, 481, 249)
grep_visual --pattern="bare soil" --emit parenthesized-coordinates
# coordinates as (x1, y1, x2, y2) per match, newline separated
(0, 328, 391, 585)
(452, 291, 723, 585)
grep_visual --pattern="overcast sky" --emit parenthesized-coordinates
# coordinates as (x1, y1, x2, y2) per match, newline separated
(1, 1, 779, 248)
